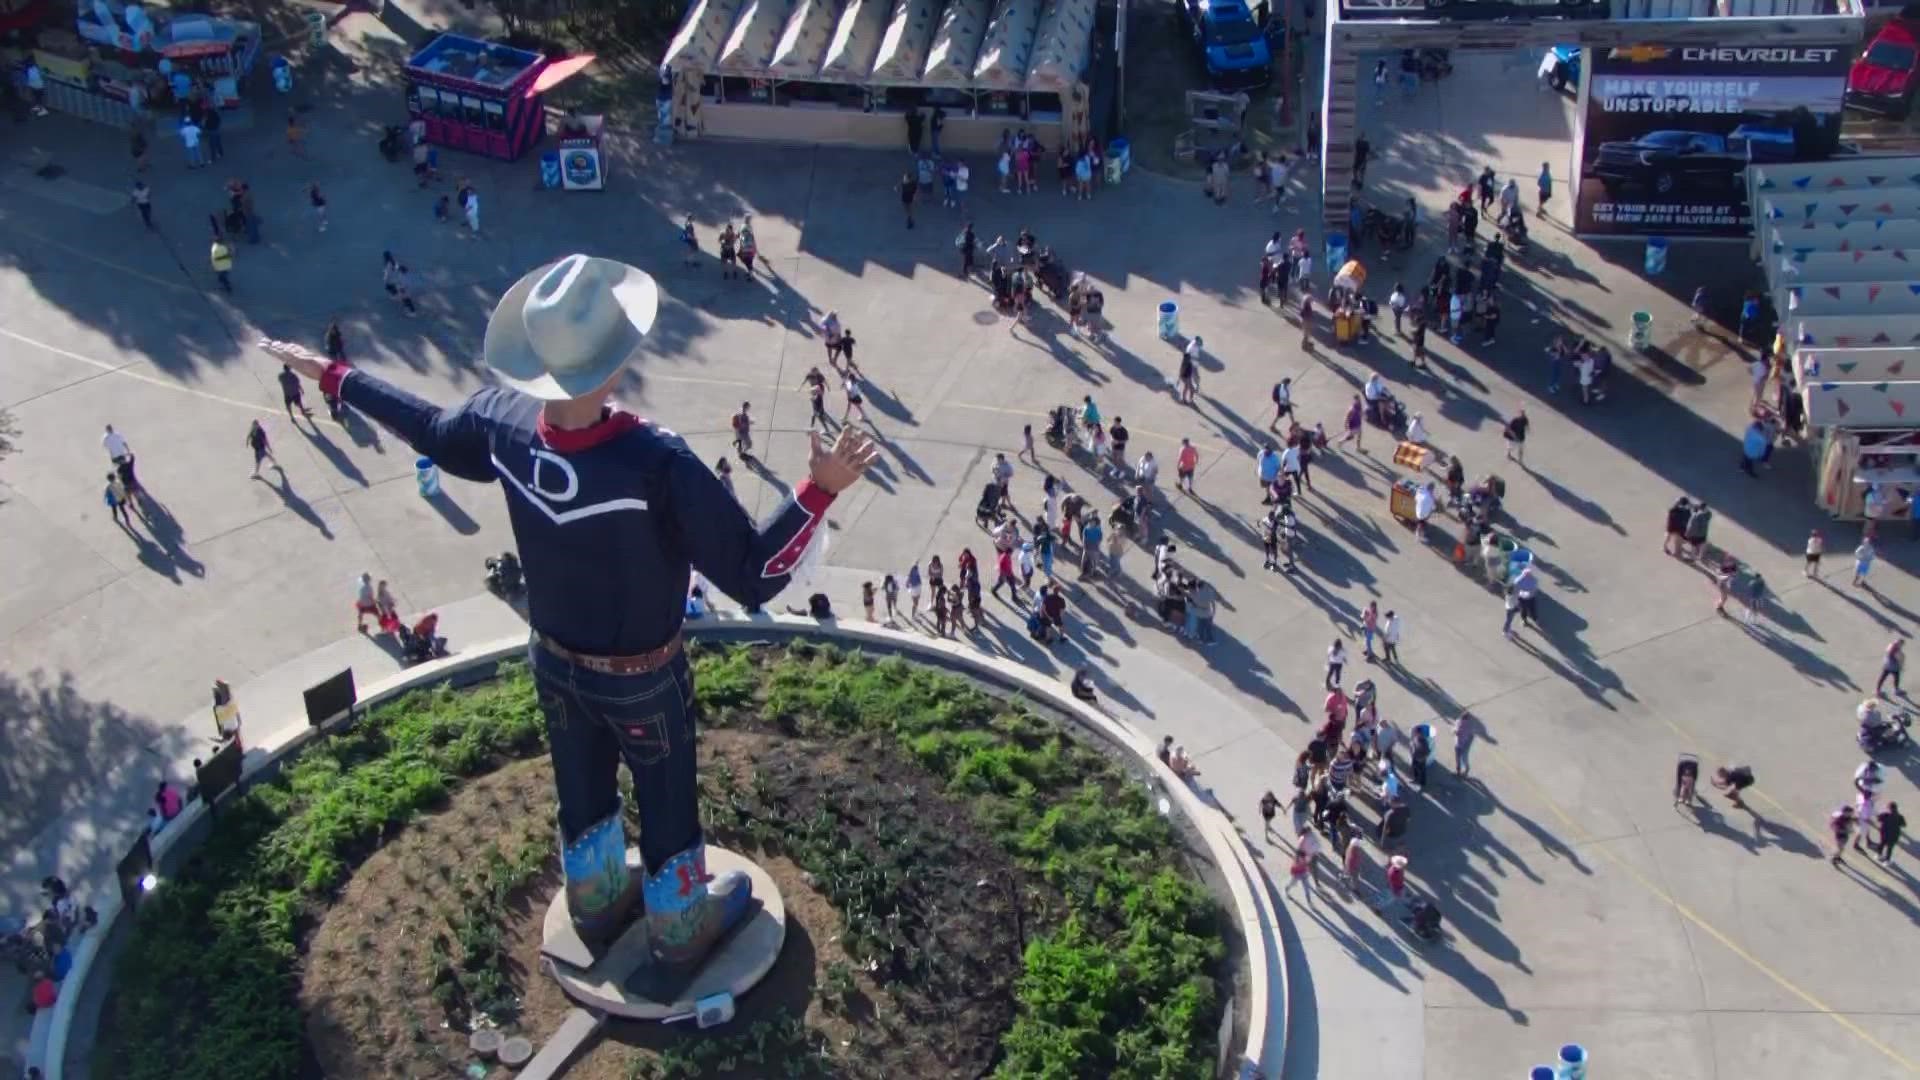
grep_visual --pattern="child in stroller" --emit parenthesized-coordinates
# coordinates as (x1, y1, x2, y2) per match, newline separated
(1044, 405, 1078, 451)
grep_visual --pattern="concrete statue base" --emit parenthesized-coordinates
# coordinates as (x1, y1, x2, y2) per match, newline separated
(538, 846, 786, 1021)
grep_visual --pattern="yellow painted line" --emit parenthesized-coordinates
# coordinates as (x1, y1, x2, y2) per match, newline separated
(1479, 738, 1920, 1075)
(0, 325, 327, 423)
(0, 217, 199, 295)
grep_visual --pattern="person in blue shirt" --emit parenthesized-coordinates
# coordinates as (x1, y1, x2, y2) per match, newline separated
(266, 254, 879, 994)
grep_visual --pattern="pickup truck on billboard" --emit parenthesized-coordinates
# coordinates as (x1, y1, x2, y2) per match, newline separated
(1586, 126, 1795, 196)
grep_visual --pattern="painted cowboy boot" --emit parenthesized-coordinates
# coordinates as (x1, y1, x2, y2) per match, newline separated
(562, 809, 640, 946)
(627, 842, 756, 999)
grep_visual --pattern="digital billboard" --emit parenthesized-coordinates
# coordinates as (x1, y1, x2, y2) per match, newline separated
(1576, 44, 1849, 238)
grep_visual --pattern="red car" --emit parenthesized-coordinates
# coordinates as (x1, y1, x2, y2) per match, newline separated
(1848, 15, 1920, 117)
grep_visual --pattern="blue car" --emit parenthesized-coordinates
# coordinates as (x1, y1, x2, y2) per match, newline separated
(1180, 0, 1273, 90)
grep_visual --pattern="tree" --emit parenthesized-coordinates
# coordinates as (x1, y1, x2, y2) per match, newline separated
(0, 409, 17, 463)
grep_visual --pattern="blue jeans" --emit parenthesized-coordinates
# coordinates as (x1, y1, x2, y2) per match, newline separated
(1199, 615, 1215, 643)
(1185, 607, 1200, 637)
(530, 640, 701, 877)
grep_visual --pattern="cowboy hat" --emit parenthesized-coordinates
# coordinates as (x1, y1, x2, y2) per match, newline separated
(482, 254, 658, 401)
(1389, 855, 1409, 869)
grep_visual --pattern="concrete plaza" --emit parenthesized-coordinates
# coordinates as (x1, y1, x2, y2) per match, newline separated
(3, 24, 1919, 1077)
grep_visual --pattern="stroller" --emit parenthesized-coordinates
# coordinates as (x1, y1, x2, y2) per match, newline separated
(1044, 405, 1079, 451)
(1035, 247, 1068, 302)
(1401, 896, 1444, 943)
(975, 482, 1007, 528)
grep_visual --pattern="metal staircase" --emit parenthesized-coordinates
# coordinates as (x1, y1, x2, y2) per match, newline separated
(1319, 42, 1358, 240)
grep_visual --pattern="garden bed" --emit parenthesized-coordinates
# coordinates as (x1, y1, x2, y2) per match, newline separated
(95, 642, 1241, 1079)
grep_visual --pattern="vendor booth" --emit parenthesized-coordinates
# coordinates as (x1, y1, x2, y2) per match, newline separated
(1755, 157, 1920, 520)
(405, 34, 593, 162)
(24, 1, 260, 125)
(662, 0, 1098, 151)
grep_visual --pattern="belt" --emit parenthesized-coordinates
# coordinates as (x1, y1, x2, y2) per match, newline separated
(535, 631, 682, 676)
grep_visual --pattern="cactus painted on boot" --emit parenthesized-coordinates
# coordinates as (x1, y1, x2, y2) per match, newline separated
(642, 843, 754, 969)
(563, 810, 637, 940)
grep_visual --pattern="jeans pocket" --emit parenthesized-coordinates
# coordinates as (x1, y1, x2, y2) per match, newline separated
(574, 673, 683, 766)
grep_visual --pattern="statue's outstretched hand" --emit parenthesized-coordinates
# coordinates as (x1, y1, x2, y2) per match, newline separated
(808, 428, 879, 495)
(257, 338, 328, 382)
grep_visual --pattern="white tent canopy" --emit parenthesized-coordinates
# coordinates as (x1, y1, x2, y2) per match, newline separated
(1765, 219, 1920, 257)
(870, 0, 945, 84)
(1781, 250, 1920, 284)
(715, 0, 798, 75)
(923, 0, 992, 86)
(972, 0, 1043, 89)
(1025, 0, 1093, 93)
(819, 0, 892, 82)
(1791, 315, 1920, 349)
(1785, 281, 1920, 317)
(771, 0, 848, 76)
(1798, 347, 1919, 382)
(662, 0, 748, 73)
(1762, 192, 1920, 225)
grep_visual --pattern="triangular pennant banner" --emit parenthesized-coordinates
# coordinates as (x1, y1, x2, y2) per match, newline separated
(1891, 360, 1906, 375)
(1805, 203, 1819, 220)
(1895, 400, 1908, 418)
(1874, 382, 1891, 393)
(1869, 176, 1888, 186)
(1876, 332, 1895, 344)
(1760, 176, 1776, 190)
(1841, 238, 1853, 250)
(1899, 251, 1911, 262)
(1838, 336, 1856, 347)
(1821, 381, 1838, 391)
(1791, 287, 1805, 300)
(1879, 203, 1895, 213)
(1870, 285, 1883, 302)
(1769, 205, 1784, 219)
(1838, 361, 1860, 373)
(1830, 177, 1852, 188)
(1908, 283, 1920, 295)
(1840, 204, 1860, 216)
(1793, 176, 1814, 189)
(1824, 286, 1843, 299)
(1837, 398, 1852, 417)
(1857, 250, 1870, 262)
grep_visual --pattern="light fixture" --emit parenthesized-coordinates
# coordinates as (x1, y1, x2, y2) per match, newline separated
(139, 873, 158, 892)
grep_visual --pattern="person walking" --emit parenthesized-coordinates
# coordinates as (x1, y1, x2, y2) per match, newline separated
(1449, 711, 1480, 778)
(131, 179, 153, 229)
(905, 562, 923, 616)
(1877, 802, 1906, 865)
(1178, 338, 1202, 404)
(1382, 610, 1402, 664)
(1361, 600, 1379, 660)
(103, 424, 140, 495)
(1285, 828, 1320, 901)
(209, 231, 234, 292)
(307, 182, 329, 235)
(284, 111, 307, 157)
(1326, 639, 1347, 690)
(1663, 496, 1692, 557)
(1176, 438, 1199, 495)
(1270, 377, 1294, 430)
(1831, 804, 1858, 865)
(1536, 161, 1552, 217)
(730, 401, 754, 460)
(1805, 528, 1824, 577)
(1689, 285, 1710, 331)
(1683, 501, 1713, 560)
(898, 171, 918, 229)
(383, 252, 420, 316)
(1879, 638, 1905, 697)
(1513, 564, 1540, 628)
(355, 571, 380, 632)
(1502, 408, 1528, 463)
(180, 115, 204, 168)
(278, 364, 313, 424)
(462, 185, 481, 237)
(245, 419, 276, 477)
(1260, 790, 1280, 840)
(1854, 537, 1878, 588)
(203, 106, 224, 162)
(104, 472, 135, 530)
(1503, 585, 1521, 639)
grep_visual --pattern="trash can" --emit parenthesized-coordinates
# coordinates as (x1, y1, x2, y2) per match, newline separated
(1556, 1045, 1588, 1080)
(1644, 236, 1668, 276)
(1109, 136, 1131, 175)
(539, 150, 562, 189)
(416, 456, 441, 498)
(1105, 156, 1123, 185)
(1530, 1069, 1556, 1080)
(1326, 232, 1349, 272)
(1629, 310, 1653, 351)
(1158, 301, 1179, 340)
(305, 11, 327, 48)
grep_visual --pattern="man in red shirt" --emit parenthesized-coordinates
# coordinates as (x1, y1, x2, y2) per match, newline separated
(1176, 438, 1200, 495)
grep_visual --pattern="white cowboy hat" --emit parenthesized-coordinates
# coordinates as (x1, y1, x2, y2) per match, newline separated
(482, 254, 658, 401)
(1389, 855, 1409, 869)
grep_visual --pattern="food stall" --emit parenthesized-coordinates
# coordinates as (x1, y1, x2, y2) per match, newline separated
(405, 34, 593, 162)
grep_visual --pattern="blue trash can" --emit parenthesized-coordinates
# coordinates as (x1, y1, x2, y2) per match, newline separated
(1530, 1069, 1556, 1080)
(1644, 236, 1668, 275)
(1157, 301, 1180, 340)
(540, 151, 562, 190)
(1556, 1045, 1588, 1080)
(416, 456, 441, 498)
(1109, 136, 1132, 174)
(1326, 232, 1349, 272)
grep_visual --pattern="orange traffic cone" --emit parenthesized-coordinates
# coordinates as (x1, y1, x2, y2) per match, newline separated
(1452, 540, 1467, 564)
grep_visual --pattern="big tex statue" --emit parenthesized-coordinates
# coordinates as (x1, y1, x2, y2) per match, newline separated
(267, 253, 877, 990)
